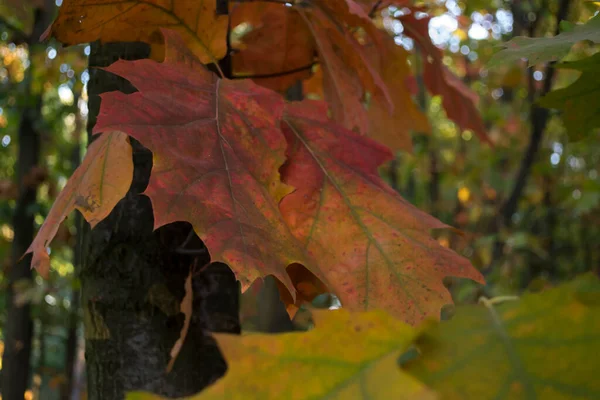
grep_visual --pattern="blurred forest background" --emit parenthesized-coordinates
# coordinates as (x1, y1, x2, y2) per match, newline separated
(0, 0, 598, 399)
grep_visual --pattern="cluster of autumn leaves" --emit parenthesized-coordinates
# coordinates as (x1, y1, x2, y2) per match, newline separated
(20, 0, 600, 398)
(27, 0, 488, 324)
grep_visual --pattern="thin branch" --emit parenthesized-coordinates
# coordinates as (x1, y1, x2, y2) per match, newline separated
(232, 0, 292, 4)
(368, 0, 384, 18)
(0, 16, 28, 44)
(174, 248, 208, 255)
(230, 61, 316, 80)
(500, 0, 571, 226)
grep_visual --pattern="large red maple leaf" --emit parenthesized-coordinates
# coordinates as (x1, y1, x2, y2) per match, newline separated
(93, 30, 310, 295)
(95, 29, 483, 324)
(280, 101, 485, 324)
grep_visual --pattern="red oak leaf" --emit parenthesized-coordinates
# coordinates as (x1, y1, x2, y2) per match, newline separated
(93, 29, 311, 296)
(280, 101, 484, 324)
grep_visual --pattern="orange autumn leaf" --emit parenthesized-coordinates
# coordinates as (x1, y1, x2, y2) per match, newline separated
(366, 32, 430, 152)
(301, 1, 392, 133)
(25, 131, 133, 277)
(231, 3, 315, 92)
(93, 29, 310, 297)
(309, 0, 393, 115)
(280, 101, 484, 324)
(304, 64, 325, 99)
(230, 0, 391, 134)
(276, 264, 329, 318)
(42, 0, 227, 63)
(301, 8, 369, 133)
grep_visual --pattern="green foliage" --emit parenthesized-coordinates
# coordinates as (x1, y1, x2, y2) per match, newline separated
(489, 13, 600, 66)
(539, 52, 600, 139)
(406, 275, 600, 399)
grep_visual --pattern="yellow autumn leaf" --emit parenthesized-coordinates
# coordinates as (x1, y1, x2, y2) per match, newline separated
(128, 310, 436, 400)
(25, 131, 133, 277)
(42, 0, 227, 64)
(406, 275, 600, 399)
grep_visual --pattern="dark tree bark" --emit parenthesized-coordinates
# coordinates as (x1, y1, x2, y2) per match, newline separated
(1, 3, 52, 398)
(82, 41, 240, 400)
(248, 81, 305, 334)
(62, 96, 84, 400)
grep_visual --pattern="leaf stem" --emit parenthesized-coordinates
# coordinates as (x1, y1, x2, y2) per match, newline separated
(230, 62, 316, 80)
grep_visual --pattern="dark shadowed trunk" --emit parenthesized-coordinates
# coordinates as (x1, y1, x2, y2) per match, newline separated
(248, 81, 305, 334)
(82, 41, 239, 400)
(62, 95, 84, 400)
(1, 4, 52, 398)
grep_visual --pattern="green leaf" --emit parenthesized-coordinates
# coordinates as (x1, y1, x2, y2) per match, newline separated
(405, 274, 600, 399)
(489, 14, 600, 67)
(539, 52, 600, 139)
(127, 310, 436, 400)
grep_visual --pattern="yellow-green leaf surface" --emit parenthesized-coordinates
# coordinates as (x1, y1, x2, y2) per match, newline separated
(128, 310, 437, 400)
(25, 131, 133, 277)
(43, 0, 227, 63)
(489, 13, 600, 67)
(406, 275, 600, 399)
(539, 52, 600, 139)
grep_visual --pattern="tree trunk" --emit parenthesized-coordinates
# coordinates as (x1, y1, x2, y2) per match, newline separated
(63, 96, 84, 400)
(1, 4, 51, 398)
(82, 41, 240, 400)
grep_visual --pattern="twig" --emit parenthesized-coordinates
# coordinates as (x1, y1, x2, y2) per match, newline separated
(230, 61, 316, 80)
(368, 0, 383, 18)
(500, 0, 571, 227)
(174, 248, 208, 255)
(0, 16, 28, 44)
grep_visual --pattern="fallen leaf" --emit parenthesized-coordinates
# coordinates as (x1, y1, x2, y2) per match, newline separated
(25, 131, 133, 277)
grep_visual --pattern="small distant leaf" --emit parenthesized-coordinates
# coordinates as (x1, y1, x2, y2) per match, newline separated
(299, 0, 393, 134)
(400, 10, 491, 145)
(25, 131, 133, 277)
(489, 13, 600, 67)
(539, 52, 600, 139)
(300, 8, 370, 133)
(406, 275, 600, 399)
(128, 310, 436, 400)
(280, 101, 484, 324)
(42, 0, 227, 63)
(365, 32, 430, 152)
